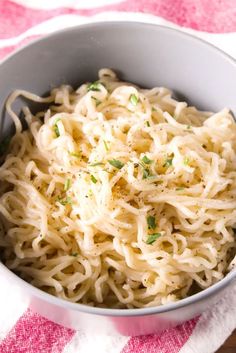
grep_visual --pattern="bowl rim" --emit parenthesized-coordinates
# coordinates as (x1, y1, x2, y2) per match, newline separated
(0, 21, 236, 317)
(1, 261, 235, 317)
(1, 20, 236, 68)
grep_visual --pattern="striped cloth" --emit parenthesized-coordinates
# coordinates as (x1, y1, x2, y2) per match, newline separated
(0, 1, 236, 352)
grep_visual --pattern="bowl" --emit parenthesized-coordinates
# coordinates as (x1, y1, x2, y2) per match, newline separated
(0, 22, 236, 336)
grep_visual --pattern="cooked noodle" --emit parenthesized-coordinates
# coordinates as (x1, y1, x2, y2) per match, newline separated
(0, 68, 236, 308)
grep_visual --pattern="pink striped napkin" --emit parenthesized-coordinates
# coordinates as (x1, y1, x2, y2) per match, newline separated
(0, 1, 236, 352)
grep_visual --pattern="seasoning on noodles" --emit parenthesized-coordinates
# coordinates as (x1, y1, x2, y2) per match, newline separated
(0, 68, 236, 309)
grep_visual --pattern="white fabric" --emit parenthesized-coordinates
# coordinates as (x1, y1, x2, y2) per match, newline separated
(1, 12, 236, 59)
(180, 282, 236, 353)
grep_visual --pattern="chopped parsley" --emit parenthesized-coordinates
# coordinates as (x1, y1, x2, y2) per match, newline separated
(64, 179, 71, 191)
(71, 252, 78, 257)
(142, 155, 153, 165)
(146, 233, 162, 245)
(147, 215, 156, 230)
(91, 96, 102, 106)
(142, 168, 152, 179)
(152, 107, 157, 112)
(0, 136, 11, 155)
(103, 140, 109, 151)
(108, 159, 124, 169)
(89, 162, 104, 167)
(129, 94, 139, 106)
(87, 81, 102, 92)
(138, 162, 153, 179)
(184, 157, 190, 166)
(186, 125, 191, 130)
(53, 118, 61, 137)
(163, 157, 173, 168)
(176, 187, 185, 191)
(91, 175, 98, 184)
(146, 121, 150, 127)
(57, 196, 72, 206)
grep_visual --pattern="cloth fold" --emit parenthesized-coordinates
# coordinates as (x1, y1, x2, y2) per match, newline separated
(0, 1, 236, 352)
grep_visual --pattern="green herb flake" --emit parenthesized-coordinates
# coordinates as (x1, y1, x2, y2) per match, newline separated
(147, 215, 156, 230)
(139, 163, 153, 179)
(129, 94, 139, 106)
(146, 121, 150, 127)
(108, 159, 124, 170)
(53, 118, 61, 138)
(57, 196, 72, 206)
(143, 168, 152, 179)
(176, 187, 185, 191)
(71, 252, 78, 257)
(89, 162, 104, 167)
(184, 157, 190, 166)
(0, 136, 11, 155)
(187, 125, 191, 130)
(103, 140, 109, 151)
(87, 81, 102, 92)
(163, 157, 173, 168)
(142, 155, 153, 165)
(152, 107, 157, 112)
(91, 175, 98, 184)
(138, 162, 155, 179)
(64, 179, 71, 191)
(146, 233, 162, 245)
(92, 96, 102, 106)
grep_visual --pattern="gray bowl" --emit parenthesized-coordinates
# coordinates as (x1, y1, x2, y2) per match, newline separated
(0, 22, 236, 336)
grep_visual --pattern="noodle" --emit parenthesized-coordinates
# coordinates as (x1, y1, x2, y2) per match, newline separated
(0, 68, 236, 308)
